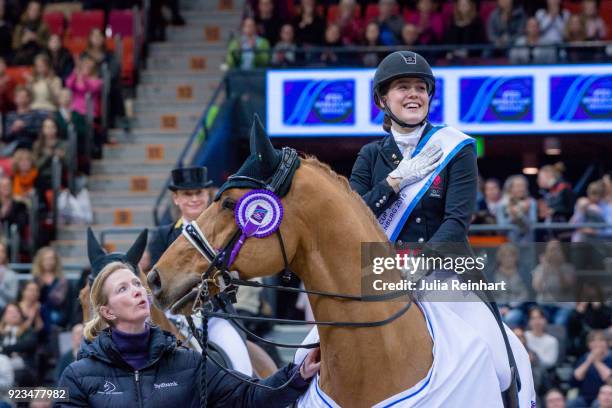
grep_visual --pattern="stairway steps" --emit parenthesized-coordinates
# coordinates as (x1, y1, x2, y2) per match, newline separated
(88, 173, 168, 192)
(103, 142, 183, 161)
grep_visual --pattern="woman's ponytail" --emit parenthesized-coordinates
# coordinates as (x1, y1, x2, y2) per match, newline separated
(83, 314, 108, 342)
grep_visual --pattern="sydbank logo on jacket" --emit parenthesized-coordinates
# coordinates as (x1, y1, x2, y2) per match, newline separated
(377, 126, 475, 242)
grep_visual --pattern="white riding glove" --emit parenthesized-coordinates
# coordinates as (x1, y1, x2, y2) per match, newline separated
(388, 142, 443, 189)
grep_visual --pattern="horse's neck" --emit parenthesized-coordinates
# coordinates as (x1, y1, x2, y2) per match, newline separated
(295, 204, 433, 407)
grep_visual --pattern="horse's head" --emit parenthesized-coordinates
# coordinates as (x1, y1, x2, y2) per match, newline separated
(149, 115, 306, 314)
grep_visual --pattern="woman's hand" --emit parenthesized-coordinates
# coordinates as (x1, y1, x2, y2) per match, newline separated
(299, 347, 321, 380)
(388, 143, 443, 190)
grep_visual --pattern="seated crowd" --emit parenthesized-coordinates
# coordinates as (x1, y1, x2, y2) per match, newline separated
(227, 0, 610, 68)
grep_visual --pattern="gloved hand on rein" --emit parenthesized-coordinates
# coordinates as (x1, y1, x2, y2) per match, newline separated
(388, 143, 443, 190)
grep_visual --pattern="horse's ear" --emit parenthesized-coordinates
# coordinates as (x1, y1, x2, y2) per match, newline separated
(249, 114, 278, 169)
(87, 227, 106, 265)
(125, 229, 148, 272)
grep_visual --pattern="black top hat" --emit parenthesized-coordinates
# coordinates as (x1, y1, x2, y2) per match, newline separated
(168, 166, 213, 191)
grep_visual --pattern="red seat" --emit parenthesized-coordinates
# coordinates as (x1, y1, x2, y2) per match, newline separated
(441, 2, 454, 25)
(602, 1, 612, 39)
(365, 3, 400, 22)
(6, 66, 32, 86)
(108, 9, 135, 37)
(563, 1, 581, 14)
(479, 1, 497, 25)
(69, 10, 105, 38)
(64, 37, 88, 57)
(327, 4, 361, 23)
(43, 11, 65, 36)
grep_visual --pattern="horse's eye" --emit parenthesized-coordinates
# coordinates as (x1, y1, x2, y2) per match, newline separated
(221, 198, 236, 210)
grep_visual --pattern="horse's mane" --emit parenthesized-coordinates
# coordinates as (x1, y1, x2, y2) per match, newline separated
(300, 156, 385, 237)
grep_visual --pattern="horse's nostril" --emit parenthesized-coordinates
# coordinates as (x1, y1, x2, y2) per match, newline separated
(147, 268, 162, 297)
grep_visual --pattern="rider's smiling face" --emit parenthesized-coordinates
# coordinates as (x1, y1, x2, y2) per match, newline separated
(382, 77, 429, 127)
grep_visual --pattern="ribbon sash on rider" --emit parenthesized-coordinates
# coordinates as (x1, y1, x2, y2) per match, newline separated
(378, 126, 476, 242)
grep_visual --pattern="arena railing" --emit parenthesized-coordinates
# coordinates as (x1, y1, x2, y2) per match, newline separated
(152, 77, 228, 226)
(228, 41, 612, 68)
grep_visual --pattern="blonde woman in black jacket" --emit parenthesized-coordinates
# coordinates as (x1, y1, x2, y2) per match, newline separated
(58, 261, 320, 407)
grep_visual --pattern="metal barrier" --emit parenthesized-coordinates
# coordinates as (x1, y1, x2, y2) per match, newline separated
(229, 41, 612, 68)
(152, 77, 228, 225)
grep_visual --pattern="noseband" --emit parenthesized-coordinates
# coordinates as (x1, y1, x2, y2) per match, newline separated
(181, 148, 413, 406)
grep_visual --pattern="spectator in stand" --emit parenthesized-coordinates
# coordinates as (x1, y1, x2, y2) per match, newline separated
(65, 55, 102, 157)
(26, 53, 62, 113)
(0, 177, 29, 253)
(331, 0, 364, 45)
(0, 1, 12, 63)
(12, 27, 43, 66)
(532, 239, 575, 325)
(45, 34, 74, 83)
(54, 323, 83, 382)
(0, 242, 17, 314)
(255, 0, 282, 47)
(11, 149, 37, 200)
(513, 326, 552, 398)
(405, 0, 444, 45)
(493, 243, 530, 328)
(401, 23, 420, 46)
(375, 0, 404, 45)
(570, 330, 612, 407)
(567, 283, 611, 358)
(544, 388, 566, 408)
(597, 384, 612, 408)
(475, 178, 502, 224)
(17, 281, 43, 333)
(271, 24, 297, 67)
(509, 17, 558, 64)
(525, 306, 559, 369)
(32, 117, 66, 193)
(538, 163, 575, 223)
(361, 22, 383, 67)
(318, 24, 344, 65)
(570, 180, 606, 242)
(564, 13, 596, 62)
(292, 0, 326, 46)
(55, 89, 89, 174)
(444, 0, 486, 60)
(82, 28, 125, 128)
(486, 0, 526, 55)
(4, 86, 45, 150)
(226, 17, 270, 69)
(535, 0, 570, 45)
(0, 57, 15, 117)
(603, 173, 612, 239)
(32, 246, 69, 330)
(65, 55, 102, 119)
(11, 1, 48, 56)
(0, 303, 38, 386)
(0, 353, 13, 407)
(582, 0, 608, 40)
(496, 174, 537, 243)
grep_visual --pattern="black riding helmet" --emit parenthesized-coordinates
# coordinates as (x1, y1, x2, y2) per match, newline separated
(373, 51, 435, 129)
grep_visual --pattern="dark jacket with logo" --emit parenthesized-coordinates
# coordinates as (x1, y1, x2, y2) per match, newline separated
(349, 123, 477, 252)
(57, 326, 310, 407)
(148, 221, 183, 265)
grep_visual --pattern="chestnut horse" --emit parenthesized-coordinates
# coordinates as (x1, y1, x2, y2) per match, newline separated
(78, 269, 278, 378)
(149, 155, 435, 404)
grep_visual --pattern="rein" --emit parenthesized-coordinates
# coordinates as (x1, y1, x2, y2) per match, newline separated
(183, 148, 413, 406)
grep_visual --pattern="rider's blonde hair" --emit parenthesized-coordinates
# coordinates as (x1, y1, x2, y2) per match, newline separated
(83, 262, 136, 341)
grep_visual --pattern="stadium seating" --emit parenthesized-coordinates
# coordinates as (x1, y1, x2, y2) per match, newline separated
(68, 10, 105, 39)
(43, 11, 65, 36)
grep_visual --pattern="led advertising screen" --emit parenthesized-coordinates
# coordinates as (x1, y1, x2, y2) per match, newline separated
(266, 64, 612, 136)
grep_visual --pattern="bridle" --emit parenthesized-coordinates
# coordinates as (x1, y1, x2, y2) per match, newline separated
(180, 148, 413, 407)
